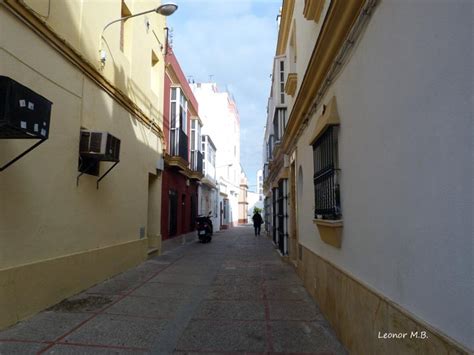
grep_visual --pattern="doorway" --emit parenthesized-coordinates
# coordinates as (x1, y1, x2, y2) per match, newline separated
(169, 190, 178, 237)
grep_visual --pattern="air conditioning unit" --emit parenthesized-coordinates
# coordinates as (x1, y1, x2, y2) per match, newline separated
(0, 76, 52, 139)
(79, 130, 120, 162)
(157, 153, 164, 171)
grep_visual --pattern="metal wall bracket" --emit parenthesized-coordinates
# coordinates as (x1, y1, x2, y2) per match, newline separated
(0, 139, 46, 172)
(76, 158, 119, 189)
(96, 161, 119, 189)
(76, 158, 99, 187)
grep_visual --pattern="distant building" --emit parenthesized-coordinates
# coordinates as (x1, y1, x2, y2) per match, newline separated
(238, 169, 249, 224)
(256, 169, 263, 201)
(191, 83, 241, 229)
(199, 134, 219, 229)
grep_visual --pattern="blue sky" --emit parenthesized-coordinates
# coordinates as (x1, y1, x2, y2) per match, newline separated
(167, 0, 281, 191)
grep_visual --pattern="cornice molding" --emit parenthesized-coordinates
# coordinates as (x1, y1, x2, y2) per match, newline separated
(281, 0, 365, 156)
(164, 154, 203, 181)
(303, 0, 325, 22)
(164, 154, 189, 172)
(3, 0, 164, 141)
(276, 0, 295, 56)
(166, 64, 181, 85)
(285, 73, 298, 97)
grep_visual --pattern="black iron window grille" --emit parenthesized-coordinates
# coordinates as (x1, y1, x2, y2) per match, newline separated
(312, 126, 341, 220)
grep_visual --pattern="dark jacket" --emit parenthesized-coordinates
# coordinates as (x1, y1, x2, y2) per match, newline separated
(252, 212, 263, 226)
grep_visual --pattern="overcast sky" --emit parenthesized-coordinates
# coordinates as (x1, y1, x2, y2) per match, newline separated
(167, 0, 281, 191)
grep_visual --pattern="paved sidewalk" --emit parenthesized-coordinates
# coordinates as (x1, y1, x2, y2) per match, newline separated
(0, 225, 346, 354)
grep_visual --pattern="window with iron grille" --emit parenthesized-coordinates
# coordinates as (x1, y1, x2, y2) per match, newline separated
(312, 126, 341, 220)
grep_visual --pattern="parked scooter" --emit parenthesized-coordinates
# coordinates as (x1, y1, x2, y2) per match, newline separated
(196, 211, 213, 243)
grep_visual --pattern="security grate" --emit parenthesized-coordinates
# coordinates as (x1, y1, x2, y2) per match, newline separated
(312, 126, 341, 219)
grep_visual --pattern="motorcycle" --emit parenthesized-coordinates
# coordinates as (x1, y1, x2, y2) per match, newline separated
(196, 211, 213, 243)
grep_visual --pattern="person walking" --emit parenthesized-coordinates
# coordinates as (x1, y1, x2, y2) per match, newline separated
(252, 210, 263, 236)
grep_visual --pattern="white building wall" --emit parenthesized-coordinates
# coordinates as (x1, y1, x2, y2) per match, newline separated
(247, 190, 262, 217)
(191, 83, 241, 227)
(296, 1, 472, 348)
(256, 169, 263, 199)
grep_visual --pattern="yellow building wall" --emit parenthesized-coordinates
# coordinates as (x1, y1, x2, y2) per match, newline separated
(0, 0, 166, 329)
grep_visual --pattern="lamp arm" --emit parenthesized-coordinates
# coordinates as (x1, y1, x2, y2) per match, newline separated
(101, 8, 156, 40)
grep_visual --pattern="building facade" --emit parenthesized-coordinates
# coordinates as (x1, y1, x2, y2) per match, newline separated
(263, 0, 472, 353)
(238, 169, 249, 224)
(0, 0, 170, 329)
(191, 83, 241, 229)
(198, 134, 219, 229)
(161, 49, 203, 241)
(256, 169, 263, 201)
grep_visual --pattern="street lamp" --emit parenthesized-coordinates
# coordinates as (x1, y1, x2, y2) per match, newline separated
(99, 2, 178, 65)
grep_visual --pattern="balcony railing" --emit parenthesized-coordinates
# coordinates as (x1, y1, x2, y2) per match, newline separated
(170, 128, 188, 162)
(191, 150, 203, 173)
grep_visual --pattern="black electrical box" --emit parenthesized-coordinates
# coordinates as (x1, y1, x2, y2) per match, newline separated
(0, 76, 52, 139)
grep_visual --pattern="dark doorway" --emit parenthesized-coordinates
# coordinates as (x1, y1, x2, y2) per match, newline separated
(220, 201, 223, 227)
(181, 194, 186, 233)
(169, 190, 178, 236)
(272, 188, 277, 245)
(190, 193, 197, 230)
(277, 180, 284, 254)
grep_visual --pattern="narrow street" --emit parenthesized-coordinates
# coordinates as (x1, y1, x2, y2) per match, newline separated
(0, 226, 346, 354)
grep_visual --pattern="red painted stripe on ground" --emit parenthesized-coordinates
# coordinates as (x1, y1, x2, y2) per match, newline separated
(36, 254, 186, 354)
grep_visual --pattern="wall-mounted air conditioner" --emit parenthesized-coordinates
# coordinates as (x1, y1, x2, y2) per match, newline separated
(79, 131, 120, 162)
(157, 153, 164, 171)
(0, 76, 53, 171)
(0, 76, 52, 139)
(78, 130, 121, 188)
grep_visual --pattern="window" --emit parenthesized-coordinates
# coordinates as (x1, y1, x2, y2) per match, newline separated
(279, 60, 285, 104)
(190, 120, 196, 151)
(190, 119, 202, 171)
(169, 87, 188, 160)
(273, 108, 286, 142)
(312, 126, 341, 220)
(180, 91, 187, 133)
(120, 1, 132, 55)
(151, 51, 159, 94)
(170, 88, 189, 132)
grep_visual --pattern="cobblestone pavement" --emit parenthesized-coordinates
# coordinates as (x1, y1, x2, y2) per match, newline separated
(0, 225, 347, 354)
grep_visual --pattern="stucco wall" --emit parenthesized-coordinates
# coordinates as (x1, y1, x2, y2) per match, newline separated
(296, 1, 472, 348)
(0, 5, 163, 269)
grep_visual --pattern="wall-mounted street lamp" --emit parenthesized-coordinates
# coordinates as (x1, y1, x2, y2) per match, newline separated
(99, 2, 178, 65)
